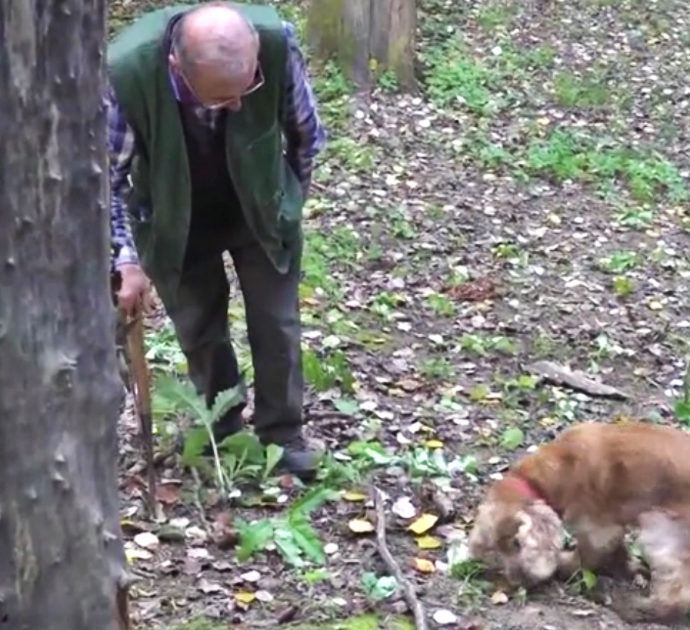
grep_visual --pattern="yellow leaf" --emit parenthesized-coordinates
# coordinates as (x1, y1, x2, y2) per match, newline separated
(343, 490, 367, 502)
(491, 590, 509, 605)
(413, 558, 436, 573)
(235, 592, 256, 605)
(416, 535, 442, 550)
(348, 518, 375, 534)
(408, 513, 438, 536)
(425, 439, 444, 449)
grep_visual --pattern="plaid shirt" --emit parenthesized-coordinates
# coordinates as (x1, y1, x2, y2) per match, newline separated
(107, 21, 326, 269)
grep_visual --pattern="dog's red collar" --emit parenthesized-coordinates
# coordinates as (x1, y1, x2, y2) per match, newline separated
(504, 474, 546, 503)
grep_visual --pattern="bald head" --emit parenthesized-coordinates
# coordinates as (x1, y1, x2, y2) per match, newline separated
(169, 3, 261, 109)
(173, 3, 258, 76)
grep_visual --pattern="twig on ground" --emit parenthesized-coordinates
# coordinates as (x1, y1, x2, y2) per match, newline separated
(527, 360, 629, 399)
(191, 467, 209, 533)
(372, 486, 428, 630)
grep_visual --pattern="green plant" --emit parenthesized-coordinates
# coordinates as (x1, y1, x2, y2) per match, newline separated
(612, 275, 635, 297)
(476, 3, 517, 30)
(427, 293, 455, 317)
(235, 485, 337, 568)
(674, 361, 690, 425)
(403, 447, 478, 486)
(566, 568, 598, 594)
(615, 205, 654, 229)
(303, 347, 355, 393)
(493, 242, 521, 259)
(424, 40, 502, 114)
(362, 572, 397, 601)
(458, 333, 518, 356)
(218, 432, 284, 485)
(500, 427, 525, 450)
(376, 69, 399, 92)
(312, 61, 352, 130)
(154, 375, 245, 491)
(419, 356, 456, 380)
(370, 290, 408, 321)
(145, 324, 187, 373)
(327, 136, 377, 172)
(599, 250, 639, 273)
(449, 557, 490, 605)
(553, 71, 609, 108)
(301, 227, 361, 300)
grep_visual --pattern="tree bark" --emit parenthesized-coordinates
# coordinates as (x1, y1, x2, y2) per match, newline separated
(307, 0, 417, 91)
(0, 2, 129, 629)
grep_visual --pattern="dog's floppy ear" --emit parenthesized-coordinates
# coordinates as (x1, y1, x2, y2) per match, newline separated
(512, 501, 564, 583)
(514, 500, 564, 551)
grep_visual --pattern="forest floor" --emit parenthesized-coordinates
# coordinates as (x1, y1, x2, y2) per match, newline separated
(109, 0, 690, 629)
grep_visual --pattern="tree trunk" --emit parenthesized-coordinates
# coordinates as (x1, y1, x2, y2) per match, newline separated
(307, 0, 417, 91)
(0, 2, 129, 629)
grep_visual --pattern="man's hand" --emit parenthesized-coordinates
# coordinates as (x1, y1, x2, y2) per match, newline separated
(116, 263, 152, 315)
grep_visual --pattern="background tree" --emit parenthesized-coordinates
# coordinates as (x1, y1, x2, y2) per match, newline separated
(307, 0, 417, 91)
(0, 1, 129, 628)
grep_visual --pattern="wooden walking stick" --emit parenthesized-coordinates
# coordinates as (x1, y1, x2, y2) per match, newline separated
(111, 269, 156, 514)
(125, 305, 156, 513)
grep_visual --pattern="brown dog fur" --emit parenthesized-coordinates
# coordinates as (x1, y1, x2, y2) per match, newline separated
(468, 421, 690, 624)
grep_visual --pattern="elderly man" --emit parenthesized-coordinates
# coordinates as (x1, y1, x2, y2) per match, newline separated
(107, 2, 326, 480)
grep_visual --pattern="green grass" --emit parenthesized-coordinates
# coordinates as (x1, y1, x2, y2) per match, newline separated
(301, 227, 361, 300)
(476, 2, 518, 30)
(553, 71, 610, 108)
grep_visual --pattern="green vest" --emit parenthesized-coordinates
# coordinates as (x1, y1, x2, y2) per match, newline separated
(107, 3, 304, 300)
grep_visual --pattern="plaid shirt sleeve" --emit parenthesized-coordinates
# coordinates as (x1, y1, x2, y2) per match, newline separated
(105, 84, 139, 270)
(281, 22, 327, 195)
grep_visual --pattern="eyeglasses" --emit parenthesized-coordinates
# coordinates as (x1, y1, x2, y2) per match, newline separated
(175, 60, 265, 110)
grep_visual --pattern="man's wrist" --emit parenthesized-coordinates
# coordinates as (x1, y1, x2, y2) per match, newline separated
(114, 246, 139, 269)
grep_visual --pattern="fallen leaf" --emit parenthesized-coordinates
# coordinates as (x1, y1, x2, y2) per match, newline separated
(133, 532, 159, 551)
(154, 483, 180, 505)
(124, 543, 152, 563)
(255, 590, 274, 603)
(432, 608, 458, 625)
(413, 557, 436, 573)
(240, 570, 261, 583)
(445, 278, 495, 302)
(392, 496, 417, 519)
(416, 535, 443, 550)
(343, 490, 368, 502)
(408, 513, 438, 535)
(197, 578, 223, 594)
(398, 378, 423, 392)
(491, 590, 509, 605)
(348, 518, 375, 534)
(425, 439, 444, 449)
(234, 591, 256, 605)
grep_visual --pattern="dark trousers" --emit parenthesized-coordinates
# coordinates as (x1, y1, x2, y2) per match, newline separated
(162, 218, 304, 443)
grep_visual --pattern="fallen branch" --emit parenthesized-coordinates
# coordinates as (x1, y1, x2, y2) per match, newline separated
(372, 486, 428, 630)
(527, 360, 629, 400)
